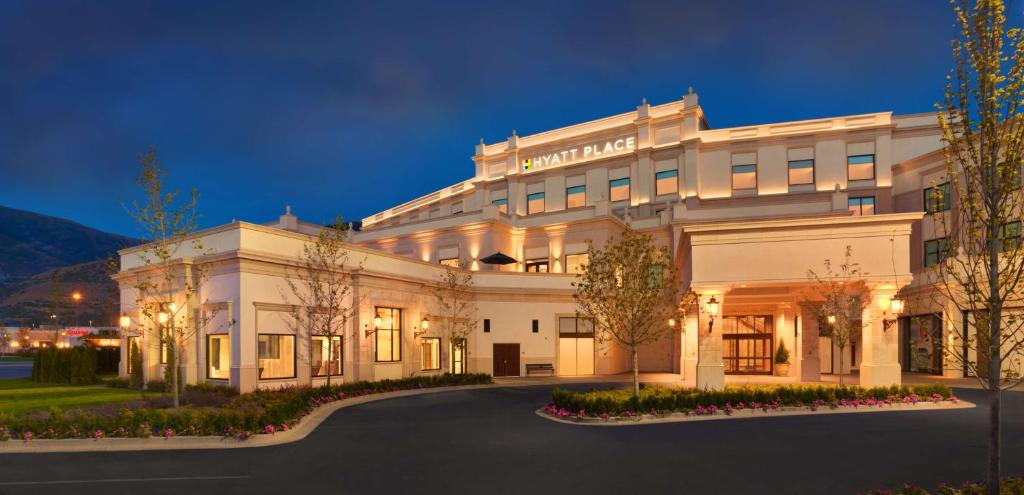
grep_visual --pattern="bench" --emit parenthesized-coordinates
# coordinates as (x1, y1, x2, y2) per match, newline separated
(525, 363, 555, 376)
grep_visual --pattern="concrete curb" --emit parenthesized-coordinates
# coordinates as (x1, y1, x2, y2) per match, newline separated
(0, 384, 497, 454)
(535, 400, 977, 427)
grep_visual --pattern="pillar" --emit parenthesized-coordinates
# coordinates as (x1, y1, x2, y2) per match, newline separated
(860, 288, 902, 387)
(799, 305, 821, 382)
(942, 300, 966, 378)
(682, 313, 699, 382)
(696, 292, 725, 389)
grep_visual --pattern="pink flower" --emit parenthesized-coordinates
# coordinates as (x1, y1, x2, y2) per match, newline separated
(163, 428, 174, 439)
(22, 431, 32, 442)
(264, 424, 276, 434)
(281, 424, 289, 431)
(94, 430, 104, 440)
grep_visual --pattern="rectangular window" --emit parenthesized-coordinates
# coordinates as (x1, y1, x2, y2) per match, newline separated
(483, 318, 490, 333)
(1001, 221, 1021, 252)
(558, 317, 595, 337)
(847, 154, 875, 181)
(609, 178, 630, 202)
(421, 337, 440, 371)
(924, 238, 952, 267)
(525, 259, 549, 272)
(848, 196, 876, 216)
(207, 334, 230, 379)
(532, 319, 539, 333)
(258, 334, 296, 379)
(787, 159, 815, 186)
(439, 258, 460, 268)
(924, 182, 952, 214)
(527, 192, 545, 214)
(450, 201, 463, 215)
(655, 170, 678, 196)
(374, 307, 402, 362)
(311, 335, 342, 376)
(566, 185, 586, 208)
(450, 338, 467, 374)
(492, 198, 508, 215)
(564, 253, 589, 274)
(731, 164, 757, 192)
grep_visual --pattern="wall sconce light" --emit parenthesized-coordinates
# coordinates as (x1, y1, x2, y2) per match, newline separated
(706, 296, 720, 334)
(365, 315, 384, 338)
(119, 314, 131, 330)
(667, 317, 676, 328)
(827, 314, 837, 325)
(413, 316, 430, 338)
(157, 311, 169, 325)
(883, 298, 904, 333)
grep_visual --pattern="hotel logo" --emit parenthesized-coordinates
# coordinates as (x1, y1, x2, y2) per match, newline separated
(522, 136, 636, 172)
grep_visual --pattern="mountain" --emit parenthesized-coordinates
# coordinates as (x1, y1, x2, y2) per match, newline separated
(0, 206, 138, 326)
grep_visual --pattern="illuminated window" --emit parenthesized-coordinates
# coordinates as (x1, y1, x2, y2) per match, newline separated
(848, 196, 875, 216)
(311, 335, 342, 376)
(848, 154, 875, 181)
(492, 198, 508, 215)
(565, 253, 589, 274)
(732, 164, 757, 192)
(258, 334, 296, 379)
(1001, 221, 1021, 252)
(609, 178, 630, 202)
(924, 238, 952, 267)
(421, 337, 440, 371)
(527, 192, 545, 214)
(450, 338, 467, 374)
(655, 170, 678, 196)
(525, 259, 549, 272)
(439, 258, 460, 268)
(924, 182, 952, 214)
(788, 159, 814, 186)
(450, 201, 463, 214)
(207, 334, 230, 379)
(566, 185, 586, 208)
(374, 307, 402, 362)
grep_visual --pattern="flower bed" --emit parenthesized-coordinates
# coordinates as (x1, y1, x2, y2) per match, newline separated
(545, 383, 956, 421)
(861, 476, 1024, 494)
(0, 373, 491, 441)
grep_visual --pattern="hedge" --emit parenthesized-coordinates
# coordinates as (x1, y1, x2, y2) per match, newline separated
(0, 373, 492, 441)
(31, 346, 99, 385)
(861, 476, 1024, 494)
(551, 383, 955, 416)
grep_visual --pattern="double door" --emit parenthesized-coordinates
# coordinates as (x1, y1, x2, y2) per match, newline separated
(493, 343, 520, 377)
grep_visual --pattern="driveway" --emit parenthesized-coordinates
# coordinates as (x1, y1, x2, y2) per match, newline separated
(0, 384, 1021, 495)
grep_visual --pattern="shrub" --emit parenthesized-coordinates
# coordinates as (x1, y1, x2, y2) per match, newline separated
(32, 346, 98, 384)
(129, 340, 143, 389)
(860, 476, 1024, 494)
(775, 340, 790, 364)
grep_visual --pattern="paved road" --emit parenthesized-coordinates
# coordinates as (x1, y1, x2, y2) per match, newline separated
(0, 384, 1021, 495)
(0, 362, 31, 379)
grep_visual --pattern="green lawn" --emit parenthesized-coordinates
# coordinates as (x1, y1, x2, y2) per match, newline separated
(0, 378, 147, 416)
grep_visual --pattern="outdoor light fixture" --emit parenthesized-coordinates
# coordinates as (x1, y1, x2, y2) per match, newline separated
(365, 315, 385, 338)
(706, 296, 720, 334)
(119, 314, 131, 330)
(157, 311, 169, 325)
(883, 297, 905, 333)
(71, 291, 82, 302)
(827, 314, 837, 325)
(414, 316, 430, 338)
(421, 316, 429, 330)
(169, 302, 178, 313)
(667, 317, 676, 328)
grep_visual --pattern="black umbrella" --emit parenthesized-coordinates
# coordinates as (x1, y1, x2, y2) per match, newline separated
(478, 251, 517, 265)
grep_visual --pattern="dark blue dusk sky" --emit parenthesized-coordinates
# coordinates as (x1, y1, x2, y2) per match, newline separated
(0, 1, 996, 236)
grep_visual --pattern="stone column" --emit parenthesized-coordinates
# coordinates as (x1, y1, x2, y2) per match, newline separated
(942, 300, 966, 378)
(682, 313, 699, 383)
(860, 288, 902, 387)
(696, 292, 725, 389)
(800, 305, 821, 382)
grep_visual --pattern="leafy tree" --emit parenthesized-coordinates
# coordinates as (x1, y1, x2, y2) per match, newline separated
(573, 228, 692, 397)
(430, 263, 477, 374)
(807, 246, 865, 387)
(932, 1, 1024, 490)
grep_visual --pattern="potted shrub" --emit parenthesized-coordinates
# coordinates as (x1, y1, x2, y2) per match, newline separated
(773, 340, 790, 377)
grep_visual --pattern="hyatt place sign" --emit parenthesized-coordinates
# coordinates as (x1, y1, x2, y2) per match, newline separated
(521, 136, 636, 172)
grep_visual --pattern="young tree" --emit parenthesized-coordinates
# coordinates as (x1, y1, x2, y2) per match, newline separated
(285, 219, 359, 388)
(123, 147, 211, 408)
(430, 263, 477, 374)
(806, 246, 866, 387)
(933, 1, 1024, 490)
(573, 228, 692, 397)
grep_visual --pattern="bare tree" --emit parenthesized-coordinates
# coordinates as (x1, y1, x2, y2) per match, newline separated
(123, 147, 212, 408)
(573, 228, 693, 397)
(807, 246, 865, 387)
(932, 1, 1024, 490)
(284, 219, 360, 388)
(430, 263, 477, 374)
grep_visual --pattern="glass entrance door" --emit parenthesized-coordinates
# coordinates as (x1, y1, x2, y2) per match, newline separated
(722, 316, 774, 374)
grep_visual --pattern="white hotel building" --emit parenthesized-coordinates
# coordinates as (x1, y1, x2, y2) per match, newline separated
(116, 91, 995, 392)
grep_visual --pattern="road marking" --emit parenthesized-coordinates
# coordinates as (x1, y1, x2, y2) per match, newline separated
(0, 475, 249, 486)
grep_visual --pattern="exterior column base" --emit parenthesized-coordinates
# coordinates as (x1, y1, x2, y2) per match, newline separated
(859, 362, 901, 387)
(696, 363, 724, 390)
(683, 358, 698, 383)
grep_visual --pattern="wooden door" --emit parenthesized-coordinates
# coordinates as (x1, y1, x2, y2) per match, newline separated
(493, 343, 520, 377)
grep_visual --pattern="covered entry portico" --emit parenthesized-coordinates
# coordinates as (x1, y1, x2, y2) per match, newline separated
(676, 212, 922, 389)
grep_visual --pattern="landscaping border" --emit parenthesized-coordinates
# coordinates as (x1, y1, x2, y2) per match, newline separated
(0, 384, 495, 453)
(536, 399, 976, 427)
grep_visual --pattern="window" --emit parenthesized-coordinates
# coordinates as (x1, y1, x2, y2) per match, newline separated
(731, 164, 757, 192)
(1001, 221, 1021, 252)
(924, 182, 952, 214)
(558, 317, 595, 337)
(848, 196, 876, 216)
(492, 198, 508, 215)
(788, 159, 815, 186)
(609, 178, 630, 202)
(207, 334, 230, 379)
(527, 192, 545, 214)
(525, 258, 549, 272)
(532, 319, 539, 333)
(311, 335, 342, 376)
(655, 170, 678, 196)
(924, 238, 952, 267)
(483, 318, 490, 333)
(565, 253, 589, 274)
(374, 307, 402, 362)
(159, 328, 170, 364)
(439, 258, 460, 268)
(258, 334, 296, 379)
(566, 185, 586, 208)
(421, 337, 440, 371)
(450, 201, 463, 215)
(450, 338, 466, 374)
(847, 154, 875, 181)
